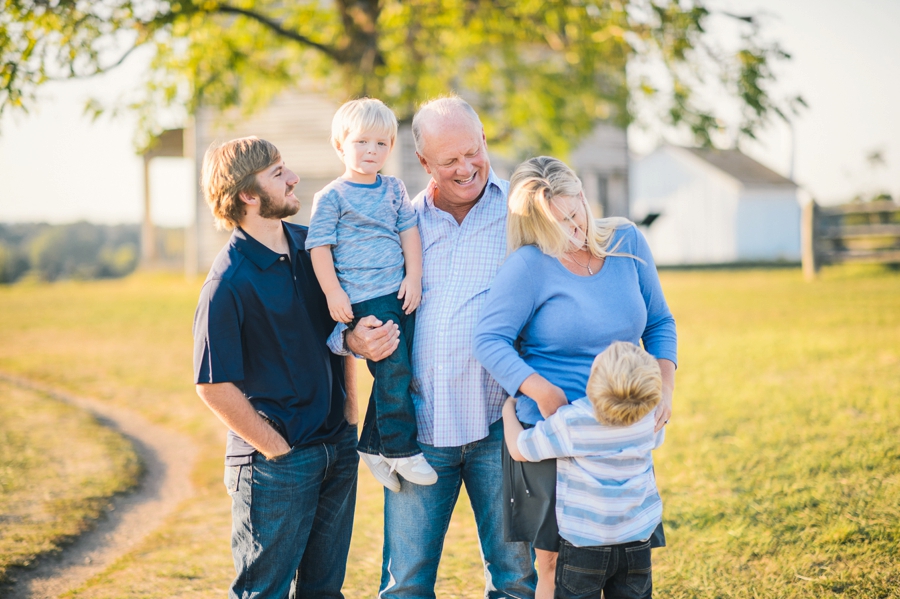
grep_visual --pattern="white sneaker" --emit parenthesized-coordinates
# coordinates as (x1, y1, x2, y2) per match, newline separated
(385, 453, 438, 486)
(358, 451, 401, 493)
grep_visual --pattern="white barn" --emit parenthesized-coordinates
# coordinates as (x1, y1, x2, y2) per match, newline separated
(630, 145, 801, 266)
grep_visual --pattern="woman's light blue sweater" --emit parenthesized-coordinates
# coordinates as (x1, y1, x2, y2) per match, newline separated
(473, 224, 677, 425)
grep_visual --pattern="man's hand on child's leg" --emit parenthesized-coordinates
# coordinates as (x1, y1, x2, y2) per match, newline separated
(346, 316, 400, 361)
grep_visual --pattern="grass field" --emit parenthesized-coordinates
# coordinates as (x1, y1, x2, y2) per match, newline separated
(0, 381, 141, 583)
(0, 265, 897, 598)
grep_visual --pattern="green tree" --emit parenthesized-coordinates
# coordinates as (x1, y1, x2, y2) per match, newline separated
(0, 240, 28, 283)
(27, 222, 139, 281)
(1, 0, 804, 157)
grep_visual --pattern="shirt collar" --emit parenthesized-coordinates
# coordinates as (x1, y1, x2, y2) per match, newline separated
(484, 168, 504, 196)
(231, 222, 296, 270)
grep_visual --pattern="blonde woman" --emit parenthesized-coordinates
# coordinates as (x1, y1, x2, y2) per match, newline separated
(473, 156, 677, 599)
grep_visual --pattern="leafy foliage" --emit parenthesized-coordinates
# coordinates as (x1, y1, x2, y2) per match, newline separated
(0, 240, 28, 283)
(1, 1, 803, 156)
(0, 222, 139, 282)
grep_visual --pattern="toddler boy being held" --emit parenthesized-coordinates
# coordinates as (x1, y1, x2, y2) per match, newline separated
(503, 341, 666, 599)
(306, 98, 436, 491)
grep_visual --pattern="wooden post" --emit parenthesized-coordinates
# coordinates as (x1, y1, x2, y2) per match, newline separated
(801, 200, 819, 280)
(139, 128, 185, 271)
(140, 154, 158, 267)
(184, 118, 200, 280)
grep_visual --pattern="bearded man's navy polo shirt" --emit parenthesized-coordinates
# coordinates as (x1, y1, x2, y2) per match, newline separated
(193, 222, 347, 465)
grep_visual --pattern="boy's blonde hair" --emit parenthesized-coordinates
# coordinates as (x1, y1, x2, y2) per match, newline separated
(587, 341, 662, 426)
(507, 156, 633, 259)
(201, 137, 281, 231)
(331, 98, 398, 156)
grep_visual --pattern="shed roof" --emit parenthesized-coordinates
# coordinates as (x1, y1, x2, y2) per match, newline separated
(681, 146, 796, 187)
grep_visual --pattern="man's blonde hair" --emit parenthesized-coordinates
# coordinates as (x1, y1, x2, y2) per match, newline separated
(507, 156, 633, 259)
(587, 342, 662, 426)
(331, 98, 398, 157)
(201, 137, 281, 230)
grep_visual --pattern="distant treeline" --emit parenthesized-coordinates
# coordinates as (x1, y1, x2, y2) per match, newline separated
(0, 222, 140, 284)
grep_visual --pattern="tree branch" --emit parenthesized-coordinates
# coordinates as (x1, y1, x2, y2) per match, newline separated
(215, 3, 341, 62)
(49, 42, 143, 81)
(721, 12, 755, 25)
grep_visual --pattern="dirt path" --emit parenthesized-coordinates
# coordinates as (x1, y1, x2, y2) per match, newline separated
(0, 373, 197, 599)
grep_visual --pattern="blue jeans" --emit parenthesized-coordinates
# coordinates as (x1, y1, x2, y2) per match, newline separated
(554, 538, 653, 599)
(379, 419, 537, 599)
(352, 292, 419, 458)
(225, 424, 358, 599)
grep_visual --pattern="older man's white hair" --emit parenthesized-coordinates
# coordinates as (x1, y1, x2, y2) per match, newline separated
(411, 96, 483, 154)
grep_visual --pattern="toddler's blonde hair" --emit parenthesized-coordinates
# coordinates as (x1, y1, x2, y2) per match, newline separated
(331, 98, 398, 157)
(587, 341, 662, 426)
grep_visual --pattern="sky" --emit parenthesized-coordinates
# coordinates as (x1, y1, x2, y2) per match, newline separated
(0, 0, 898, 227)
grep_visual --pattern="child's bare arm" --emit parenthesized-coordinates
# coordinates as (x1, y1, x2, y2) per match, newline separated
(502, 397, 527, 462)
(310, 246, 354, 323)
(398, 226, 423, 314)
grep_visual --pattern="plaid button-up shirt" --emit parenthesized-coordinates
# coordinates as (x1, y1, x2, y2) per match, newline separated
(410, 170, 510, 447)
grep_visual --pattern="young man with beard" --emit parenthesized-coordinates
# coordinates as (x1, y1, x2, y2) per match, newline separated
(192, 136, 397, 598)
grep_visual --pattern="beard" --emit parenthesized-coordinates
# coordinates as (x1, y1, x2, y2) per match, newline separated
(257, 187, 300, 220)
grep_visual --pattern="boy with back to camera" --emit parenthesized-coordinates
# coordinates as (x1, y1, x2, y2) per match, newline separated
(306, 98, 437, 491)
(503, 341, 667, 599)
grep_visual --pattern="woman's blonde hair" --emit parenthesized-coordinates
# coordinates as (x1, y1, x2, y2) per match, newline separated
(587, 341, 662, 426)
(507, 156, 632, 259)
(201, 137, 280, 231)
(331, 98, 398, 156)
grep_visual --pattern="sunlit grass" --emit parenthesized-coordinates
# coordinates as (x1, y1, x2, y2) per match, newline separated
(0, 381, 141, 583)
(652, 265, 900, 598)
(0, 264, 897, 597)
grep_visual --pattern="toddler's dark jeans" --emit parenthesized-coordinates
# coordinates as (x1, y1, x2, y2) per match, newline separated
(554, 538, 652, 599)
(351, 292, 419, 458)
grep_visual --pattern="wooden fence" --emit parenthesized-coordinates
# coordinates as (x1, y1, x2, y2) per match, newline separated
(802, 200, 900, 280)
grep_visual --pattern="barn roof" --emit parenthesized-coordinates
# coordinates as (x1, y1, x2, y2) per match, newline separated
(681, 147, 796, 187)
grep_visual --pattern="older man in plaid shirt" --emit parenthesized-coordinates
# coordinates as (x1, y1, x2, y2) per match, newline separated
(342, 97, 537, 598)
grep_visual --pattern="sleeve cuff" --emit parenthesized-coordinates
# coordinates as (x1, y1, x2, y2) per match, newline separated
(326, 322, 364, 359)
(327, 322, 350, 355)
(505, 365, 538, 399)
(305, 237, 337, 250)
(516, 430, 539, 462)
(398, 218, 418, 232)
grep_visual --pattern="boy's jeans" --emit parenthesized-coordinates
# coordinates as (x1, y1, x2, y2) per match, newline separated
(225, 425, 358, 599)
(352, 292, 419, 458)
(554, 538, 653, 599)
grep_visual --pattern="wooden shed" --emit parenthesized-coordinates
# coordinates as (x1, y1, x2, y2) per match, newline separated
(630, 145, 802, 266)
